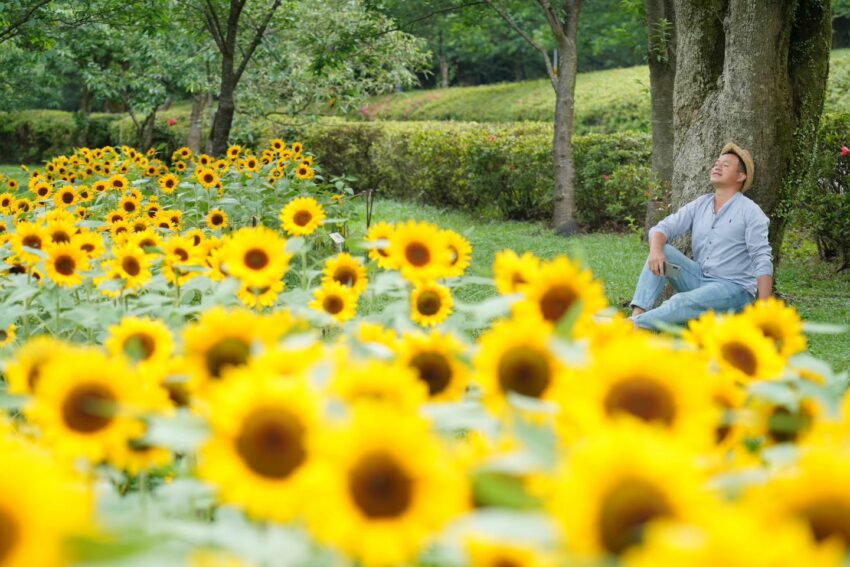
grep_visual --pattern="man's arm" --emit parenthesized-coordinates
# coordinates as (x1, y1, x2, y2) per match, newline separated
(756, 275, 773, 300)
(646, 197, 701, 276)
(745, 210, 773, 300)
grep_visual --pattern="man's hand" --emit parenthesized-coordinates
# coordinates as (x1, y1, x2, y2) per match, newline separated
(648, 249, 666, 276)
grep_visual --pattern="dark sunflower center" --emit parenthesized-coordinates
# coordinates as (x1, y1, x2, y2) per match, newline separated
(205, 337, 252, 379)
(81, 243, 95, 253)
(22, 235, 42, 249)
(539, 284, 578, 322)
(165, 179, 175, 188)
(235, 407, 306, 479)
(349, 452, 413, 519)
(798, 499, 850, 544)
(410, 352, 453, 396)
(0, 330, 6, 342)
(203, 173, 214, 184)
(323, 295, 344, 315)
(51, 230, 70, 244)
(174, 248, 189, 262)
(416, 291, 442, 316)
(62, 191, 74, 204)
(720, 341, 758, 376)
(55, 255, 75, 276)
(293, 210, 313, 227)
(405, 242, 430, 267)
(211, 214, 223, 225)
(448, 245, 460, 265)
(139, 238, 156, 248)
(598, 477, 672, 555)
(758, 323, 785, 350)
(61, 383, 117, 433)
(492, 560, 521, 567)
(497, 346, 551, 398)
(511, 273, 527, 289)
(0, 506, 19, 562)
(38, 187, 48, 196)
(124, 332, 156, 361)
(767, 406, 813, 444)
(245, 249, 269, 270)
(334, 267, 357, 287)
(603, 377, 675, 425)
(123, 201, 136, 212)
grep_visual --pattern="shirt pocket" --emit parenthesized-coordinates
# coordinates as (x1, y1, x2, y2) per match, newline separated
(723, 213, 747, 242)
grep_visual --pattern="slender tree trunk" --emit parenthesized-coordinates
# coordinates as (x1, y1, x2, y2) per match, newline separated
(552, 1, 581, 235)
(187, 92, 208, 153)
(438, 54, 450, 88)
(76, 85, 93, 146)
(139, 110, 157, 150)
(671, 0, 831, 264)
(211, 54, 236, 156)
(643, 0, 676, 236)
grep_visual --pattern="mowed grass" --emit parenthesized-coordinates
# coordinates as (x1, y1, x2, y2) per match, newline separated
(355, 199, 850, 373)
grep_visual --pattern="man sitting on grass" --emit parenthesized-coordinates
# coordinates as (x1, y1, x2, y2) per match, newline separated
(629, 143, 773, 330)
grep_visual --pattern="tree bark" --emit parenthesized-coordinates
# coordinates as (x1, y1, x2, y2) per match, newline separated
(643, 0, 676, 236)
(551, 1, 581, 235)
(671, 0, 831, 264)
(187, 91, 208, 153)
(438, 54, 450, 88)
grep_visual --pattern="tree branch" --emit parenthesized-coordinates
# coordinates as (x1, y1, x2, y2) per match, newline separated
(400, 1, 487, 29)
(0, 0, 52, 44)
(203, 0, 226, 53)
(483, 0, 558, 89)
(536, 0, 566, 43)
(233, 0, 282, 84)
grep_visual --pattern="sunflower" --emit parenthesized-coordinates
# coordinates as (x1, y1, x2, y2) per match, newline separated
(195, 167, 220, 189)
(44, 242, 90, 287)
(329, 358, 428, 409)
(493, 250, 541, 295)
(397, 330, 469, 402)
(410, 280, 454, 327)
(236, 279, 284, 308)
(53, 186, 77, 207)
(745, 396, 822, 447)
(226, 145, 242, 160)
(198, 368, 320, 523)
(0, 323, 16, 348)
(206, 208, 229, 231)
(623, 506, 836, 567)
(118, 195, 141, 216)
(270, 138, 286, 152)
(295, 164, 315, 180)
(182, 307, 275, 388)
(365, 221, 396, 269)
(389, 220, 452, 282)
(185, 227, 206, 247)
(26, 348, 152, 462)
(322, 252, 368, 295)
(310, 281, 359, 324)
(174, 160, 188, 173)
(11, 221, 48, 265)
(356, 322, 400, 352)
(243, 155, 260, 172)
(305, 405, 469, 567)
(554, 335, 718, 446)
(45, 219, 75, 244)
(465, 536, 553, 567)
(108, 174, 130, 192)
(0, 192, 15, 210)
(474, 316, 565, 413)
(105, 316, 174, 370)
(32, 181, 53, 200)
(14, 197, 33, 214)
(681, 309, 723, 351)
(280, 196, 326, 237)
(705, 317, 786, 383)
(551, 422, 714, 559)
(0, 435, 93, 567)
(513, 255, 608, 328)
(108, 244, 153, 291)
(109, 425, 174, 476)
(163, 234, 204, 285)
(443, 230, 472, 278)
(4, 336, 72, 395)
(157, 173, 179, 194)
(740, 298, 807, 358)
(221, 226, 291, 287)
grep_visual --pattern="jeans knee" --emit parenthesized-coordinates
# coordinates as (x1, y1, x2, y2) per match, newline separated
(663, 244, 681, 257)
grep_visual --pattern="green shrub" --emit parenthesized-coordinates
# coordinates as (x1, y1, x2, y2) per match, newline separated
(0, 110, 123, 163)
(798, 112, 850, 267)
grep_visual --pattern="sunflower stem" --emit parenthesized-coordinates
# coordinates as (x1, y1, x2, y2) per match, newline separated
(301, 248, 309, 290)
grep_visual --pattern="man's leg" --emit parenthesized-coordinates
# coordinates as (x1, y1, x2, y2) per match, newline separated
(630, 244, 702, 312)
(633, 280, 754, 330)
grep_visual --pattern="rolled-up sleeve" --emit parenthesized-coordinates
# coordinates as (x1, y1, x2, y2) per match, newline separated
(745, 212, 773, 277)
(648, 198, 699, 241)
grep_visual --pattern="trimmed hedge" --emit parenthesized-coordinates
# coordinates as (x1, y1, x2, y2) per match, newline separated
(0, 110, 121, 164)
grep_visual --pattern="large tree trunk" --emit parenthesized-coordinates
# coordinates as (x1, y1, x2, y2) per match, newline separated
(643, 0, 676, 236)
(187, 92, 208, 153)
(552, 1, 581, 236)
(671, 0, 831, 263)
(211, 59, 236, 156)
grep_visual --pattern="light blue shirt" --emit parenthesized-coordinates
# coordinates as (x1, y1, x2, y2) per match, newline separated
(649, 192, 773, 297)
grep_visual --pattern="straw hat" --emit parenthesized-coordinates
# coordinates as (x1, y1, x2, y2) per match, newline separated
(720, 142, 754, 192)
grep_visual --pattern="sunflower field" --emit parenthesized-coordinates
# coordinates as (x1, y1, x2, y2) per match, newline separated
(0, 141, 848, 567)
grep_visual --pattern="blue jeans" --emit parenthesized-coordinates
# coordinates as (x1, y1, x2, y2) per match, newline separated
(630, 245, 754, 330)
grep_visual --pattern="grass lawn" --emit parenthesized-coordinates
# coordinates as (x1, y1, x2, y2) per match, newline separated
(355, 199, 850, 373)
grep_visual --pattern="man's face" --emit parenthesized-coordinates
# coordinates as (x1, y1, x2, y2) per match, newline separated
(709, 153, 747, 189)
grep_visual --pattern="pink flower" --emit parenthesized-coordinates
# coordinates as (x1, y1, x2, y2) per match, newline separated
(167, 118, 177, 126)
(841, 145, 850, 158)
(602, 174, 610, 182)
(487, 135, 497, 142)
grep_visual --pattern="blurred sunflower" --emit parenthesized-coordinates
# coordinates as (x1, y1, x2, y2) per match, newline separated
(329, 358, 428, 409)
(705, 317, 785, 382)
(741, 298, 806, 358)
(365, 221, 395, 269)
(280, 196, 326, 237)
(397, 330, 469, 402)
(322, 252, 368, 295)
(44, 242, 90, 287)
(4, 336, 71, 394)
(109, 244, 153, 291)
(389, 220, 452, 282)
(493, 250, 541, 295)
(310, 281, 358, 324)
(222, 226, 291, 288)
(206, 208, 229, 231)
(0, 323, 15, 347)
(199, 368, 320, 523)
(195, 167, 220, 190)
(305, 406, 469, 566)
(108, 174, 130, 192)
(465, 537, 553, 567)
(410, 280, 453, 327)
(73, 231, 105, 259)
(11, 222, 48, 265)
(443, 230, 472, 278)
(236, 279, 283, 308)
(158, 173, 179, 194)
(105, 316, 174, 369)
